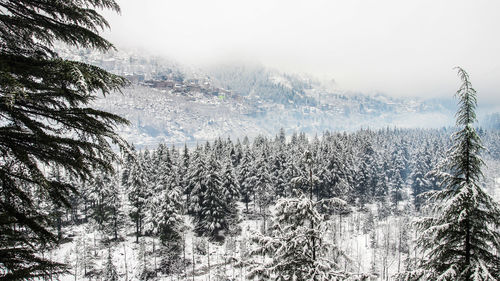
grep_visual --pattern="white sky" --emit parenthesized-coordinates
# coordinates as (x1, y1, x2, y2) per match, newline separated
(102, 0, 500, 104)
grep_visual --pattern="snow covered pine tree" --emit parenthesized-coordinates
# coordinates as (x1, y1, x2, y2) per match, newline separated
(103, 248, 118, 281)
(401, 68, 500, 280)
(0, 0, 129, 279)
(249, 191, 350, 281)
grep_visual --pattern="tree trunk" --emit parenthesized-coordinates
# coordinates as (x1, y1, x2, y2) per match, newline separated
(183, 232, 186, 278)
(83, 239, 87, 276)
(135, 217, 140, 243)
(465, 218, 471, 280)
(192, 238, 195, 281)
(57, 214, 62, 241)
(123, 243, 128, 281)
(93, 232, 97, 257)
(113, 208, 118, 240)
(75, 246, 78, 281)
(153, 239, 157, 277)
(207, 241, 211, 281)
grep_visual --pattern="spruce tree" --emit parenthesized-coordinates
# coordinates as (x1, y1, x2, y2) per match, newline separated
(144, 149, 172, 236)
(47, 165, 66, 240)
(181, 143, 191, 210)
(103, 248, 118, 281)
(409, 145, 434, 211)
(193, 153, 229, 240)
(269, 141, 288, 198)
(136, 238, 153, 280)
(318, 148, 352, 201)
(220, 158, 240, 228)
(187, 145, 206, 215)
(87, 169, 113, 232)
(0, 0, 128, 279)
(254, 150, 274, 220)
(158, 179, 183, 245)
(155, 149, 183, 246)
(405, 68, 500, 280)
(127, 157, 147, 243)
(389, 145, 409, 210)
(238, 147, 256, 212)
(250, 191, 349, 281)
(356, 142, 377, 204)
(105, 173, 124, 241)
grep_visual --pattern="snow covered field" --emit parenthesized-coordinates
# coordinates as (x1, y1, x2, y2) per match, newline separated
(50, 204, 430, 281)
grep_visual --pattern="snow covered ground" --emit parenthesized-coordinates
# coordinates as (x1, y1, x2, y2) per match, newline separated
(49, 155, 500, 281)
(51, 203, 419, 281)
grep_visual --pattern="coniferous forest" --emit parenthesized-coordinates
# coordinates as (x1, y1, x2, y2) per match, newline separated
(5, 125, 500, 280)
(1, 1, 500, 281)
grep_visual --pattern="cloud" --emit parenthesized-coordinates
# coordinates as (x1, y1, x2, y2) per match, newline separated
(102, 0, 500, 104)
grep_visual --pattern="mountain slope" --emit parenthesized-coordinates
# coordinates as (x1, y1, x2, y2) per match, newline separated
(58, 46, 455, 146)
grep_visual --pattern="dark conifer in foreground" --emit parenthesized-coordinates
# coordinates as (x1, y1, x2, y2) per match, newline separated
(405, 68, 500, 280)
(0, 0, 128, 279)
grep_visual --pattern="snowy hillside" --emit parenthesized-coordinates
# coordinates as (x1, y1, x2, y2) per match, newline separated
(57, 45, 457, 146)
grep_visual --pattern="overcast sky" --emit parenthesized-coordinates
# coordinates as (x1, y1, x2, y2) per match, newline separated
(102, 0, 500, 105)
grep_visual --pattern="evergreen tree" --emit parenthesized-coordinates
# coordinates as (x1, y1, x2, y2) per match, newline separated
(78, 230, 97, 278)
(127, 158, 147, 243)
(220, 158, 240, 228)
(103, 249, 118, 281)
(405, 68, 500, 280)
(144, 149, 173, 236)
(136, 238, 153, 280)
(87, 169, 113, 232)
(106, 173, 124, 241)
(233, 139, 244, 167)
(180, 144, 191, 210)
(250, 191, 349, 280)
(121, 146, 136, 187)
(238, 147, 256, 212)
(193, 153, 229, 240)
(155, 150, 183, 245)
(254, 150, 274, 220)
(158, 180, 184, 245)
(356, 142, 377, 204)
(270, 142, 289, 198)
(373, 154, 391, 201)
(318, 147, 352, 201)
(290, 150, 319, 201)
(188, 146, 207, 215)
(278, 127, 286, 144)
(389, 145, 409, 209)
(0, 1, 128, 278)
(409, 145, 434, 210)
(389, 168, 405, 211)
(47, 165, 66, 241)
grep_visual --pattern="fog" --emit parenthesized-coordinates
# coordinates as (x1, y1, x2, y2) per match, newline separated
(102, 0, 500, 106)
